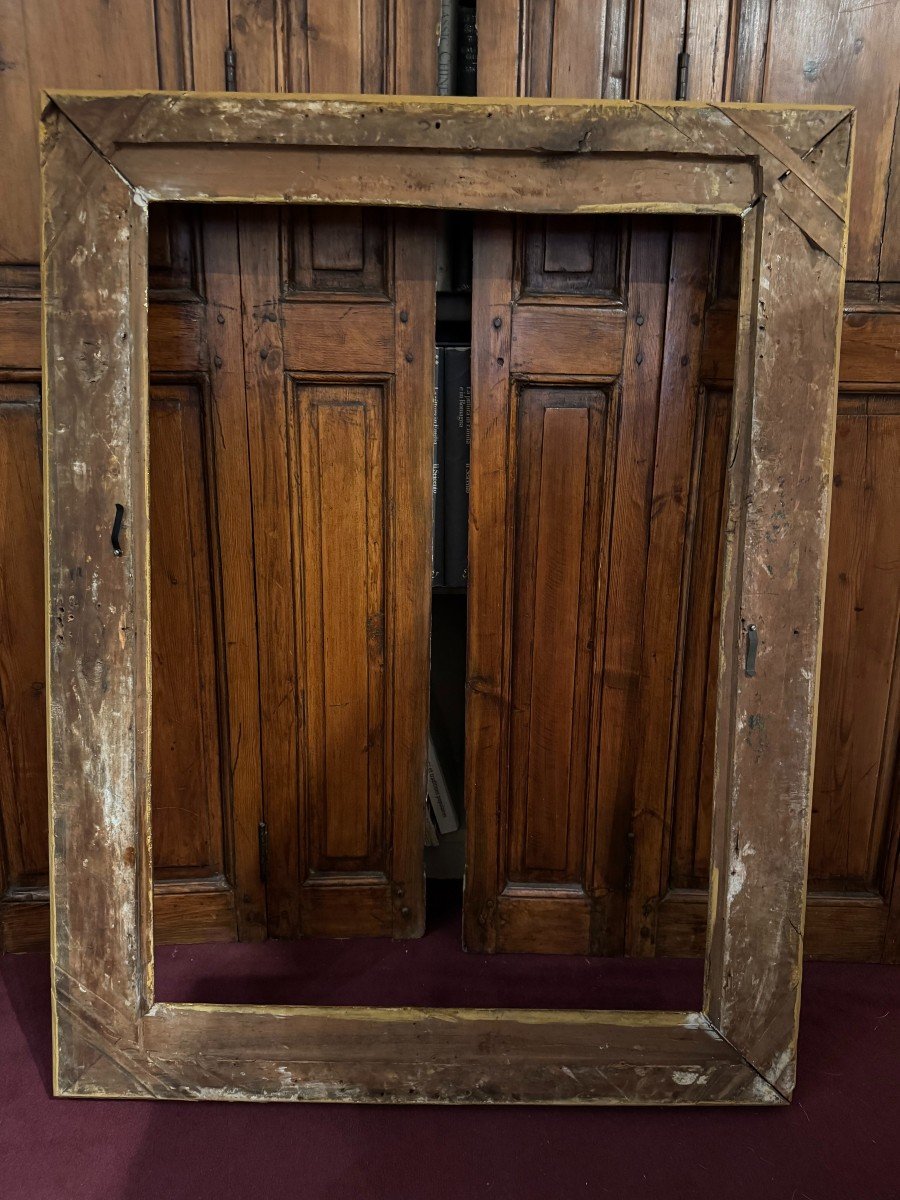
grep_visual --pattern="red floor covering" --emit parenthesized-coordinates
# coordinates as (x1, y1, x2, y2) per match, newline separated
(2, 886, 898, 1200)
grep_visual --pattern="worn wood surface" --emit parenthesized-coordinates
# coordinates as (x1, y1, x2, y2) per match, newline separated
(43, 90, 851, 1102)
(43, 104, 153, 1090)
(71, 1005, 779, 1105)
(4, 2, 896, 965)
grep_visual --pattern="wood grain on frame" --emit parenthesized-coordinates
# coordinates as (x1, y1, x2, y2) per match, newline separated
(42, 91, 852, 1104)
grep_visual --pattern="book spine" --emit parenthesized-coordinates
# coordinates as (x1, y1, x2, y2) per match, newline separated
(427, 737, 460, 835)
(437, 0, 459, 96)
(432, 346, 445, 587)
(442, 345, 470, 588)
(424, 800, 440, 847)
(458, 3, 478, 96)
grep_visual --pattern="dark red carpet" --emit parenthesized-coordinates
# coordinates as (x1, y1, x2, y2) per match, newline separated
(2, 885, 898, 1200)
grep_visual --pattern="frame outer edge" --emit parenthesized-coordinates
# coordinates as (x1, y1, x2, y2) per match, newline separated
(40, 92, 854, 1105)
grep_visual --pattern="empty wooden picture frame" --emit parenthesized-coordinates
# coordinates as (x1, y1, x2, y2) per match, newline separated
(42, 92, 853, 1104)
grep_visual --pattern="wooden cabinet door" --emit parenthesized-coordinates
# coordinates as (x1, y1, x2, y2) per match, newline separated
(224, 0, 439, 940)
(467, 0, 718, 956)
(240, 207, 436, 939)
(464, 213, 716, 954)
(0, 3, 271, 950)
(653, 0, 900, 962)
(472, 0, 900, 962)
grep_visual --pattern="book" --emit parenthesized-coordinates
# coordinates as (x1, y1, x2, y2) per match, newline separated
(458, 4, 477, 96)
(426, 736, 459, 835)
(442, 345, 470, 588)
(432, 346, 445, 587)
(437, 0, 459, 96)
(424, 799, 440, 847)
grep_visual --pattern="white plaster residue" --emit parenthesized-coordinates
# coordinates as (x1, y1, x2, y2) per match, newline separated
(728, 856, 747, 902)
(682, 1012, 709, 1031)
(672, 1069, 710, 1087)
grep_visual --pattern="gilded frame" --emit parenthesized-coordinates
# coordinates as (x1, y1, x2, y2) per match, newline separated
(42, 92, 854, 1104)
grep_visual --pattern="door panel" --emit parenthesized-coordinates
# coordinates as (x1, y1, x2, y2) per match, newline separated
(148, 385, 226, 884)
(0, 386, 45, 893)
(0, 1, 267, 953)
(294, 385, 386, 873)
(496, 389, 612, 952)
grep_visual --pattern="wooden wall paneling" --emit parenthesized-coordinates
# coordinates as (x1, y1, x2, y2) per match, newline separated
(0, 210, 267, 950)
(0, 0, 229, 295)
(467, 0, 711, 954)
(659, 391, 900, 963)
(472, 3, 657, 957)
(243, 214, 437, 940)
(465, 212, 680, 954)
(468, 0, 741, 956)
(0, 2, 264, 951)
(750, 0, 899, 286)
(232, 0, 439, 939)
(655, 0, 900, 962)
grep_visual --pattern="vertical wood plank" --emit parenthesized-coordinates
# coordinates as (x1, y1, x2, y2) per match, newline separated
(389, 211, 438, 937)
(464, 218, 514, 952)
(625, 221, 716, 955)
(589, 221, 671, 954)
(201, 211, 268, 941)
(705, 185, 848, 1095)
(44, 107, 150, 1087)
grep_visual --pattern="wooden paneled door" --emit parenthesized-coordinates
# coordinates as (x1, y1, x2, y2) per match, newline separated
(464, 212, 719, 954)
(227, 2, 439, 940)
(239, 206, 436, 939)
(647, 0, 900, 964)
(470, 0, 900, 961)
(0, 0, 440, 950)
(0, 0, 269, 949)
(0, 209, 271, 945)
